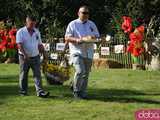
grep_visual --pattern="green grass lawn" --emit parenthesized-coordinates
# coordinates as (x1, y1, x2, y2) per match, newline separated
(0, 64, 160, 120)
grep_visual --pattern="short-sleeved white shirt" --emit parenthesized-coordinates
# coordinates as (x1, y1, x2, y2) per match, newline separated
(65, 18, 100, 59)
(16, 26, 42, 57)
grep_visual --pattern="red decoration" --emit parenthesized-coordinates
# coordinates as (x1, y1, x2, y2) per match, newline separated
(121, 16, 145, 57)
(121, 16, 133, 33)
(0, 27, 17, 52)
(9, 28, 17, 44)
(127, 25, 144, 57)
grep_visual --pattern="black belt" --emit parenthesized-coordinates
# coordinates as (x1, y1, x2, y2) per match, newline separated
(29, 55, 39, 59)
(19, 54, 39, 59)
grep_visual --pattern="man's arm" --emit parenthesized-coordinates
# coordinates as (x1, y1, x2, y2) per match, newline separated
(16, 29, 29, 60)
(38, 44, 48, 60)
(17, 43, 29, 60)
(90, 21, 100, 38)
(36, 30, 48, 60)
(65, 22, 82, 44)
(65, 36, 82, 44)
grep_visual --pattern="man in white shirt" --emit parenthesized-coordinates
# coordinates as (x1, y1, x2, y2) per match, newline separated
(65, 6, 100, 99)
(16, 16, 49, 97)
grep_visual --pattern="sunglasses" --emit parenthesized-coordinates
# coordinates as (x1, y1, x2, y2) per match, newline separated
(81, 12, 89, 15)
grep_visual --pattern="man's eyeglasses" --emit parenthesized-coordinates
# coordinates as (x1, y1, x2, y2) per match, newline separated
(81, 12, 89, 15)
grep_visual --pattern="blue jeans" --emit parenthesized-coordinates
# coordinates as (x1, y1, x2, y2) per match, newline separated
(72, 55, 92, 93)
(19, 55, 44, 94)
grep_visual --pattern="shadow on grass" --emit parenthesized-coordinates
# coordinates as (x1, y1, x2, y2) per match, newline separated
(0, 75, 41, 83)
(0, 85, 19, 105)
(86, 88, 160, 104)
(58, 86, 160, 104)
(0, 85, 19, 96)
(0, 74, 33, 82)
(0, 75, 19, 80)
(45, 85, 160, 104)
(0, 84, 160, 105)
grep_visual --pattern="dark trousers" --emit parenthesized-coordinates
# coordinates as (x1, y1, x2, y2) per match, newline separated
(19, 55, 43, 94)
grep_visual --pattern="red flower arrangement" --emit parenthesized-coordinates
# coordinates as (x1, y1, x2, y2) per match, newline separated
(121, 16, 145, 57)
(0, 21, 17, 62)
(127, 25, 144, 57)
(121, 16, 133, 33)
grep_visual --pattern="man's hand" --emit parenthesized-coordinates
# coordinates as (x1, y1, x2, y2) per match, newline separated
(43, 52, 48, 61)
(38, 44, 45, 53)
(76, 38, 82, 44)
(38, 44, 48, 61)
(65, 36, 82, 44)
(82, 35, 96, 41)
(24, 54, 29, 61)
(17, 43, 29, 61)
